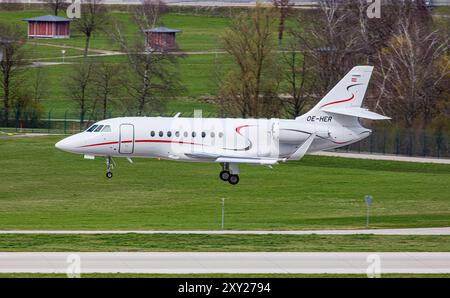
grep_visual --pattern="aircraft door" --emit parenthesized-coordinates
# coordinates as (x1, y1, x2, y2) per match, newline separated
(119, 124, 134, 154)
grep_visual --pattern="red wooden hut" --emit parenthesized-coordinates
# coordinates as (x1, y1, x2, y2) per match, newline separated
(143, 27, 181, 51)
(24, 15, 71, 39)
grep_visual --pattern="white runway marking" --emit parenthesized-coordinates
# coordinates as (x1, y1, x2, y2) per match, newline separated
(0, 252, 449, 274)
(1, 227, 450, 235)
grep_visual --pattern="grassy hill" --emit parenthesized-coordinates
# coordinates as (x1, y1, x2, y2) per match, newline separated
(0, 10, 238, 119)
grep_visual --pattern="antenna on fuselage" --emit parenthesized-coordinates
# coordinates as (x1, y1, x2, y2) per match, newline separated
(173, 112, 181, 118)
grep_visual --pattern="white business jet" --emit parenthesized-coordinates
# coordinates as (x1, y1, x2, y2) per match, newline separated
(55, 66, 389, 184)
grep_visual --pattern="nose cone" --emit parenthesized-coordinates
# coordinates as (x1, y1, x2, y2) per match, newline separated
(55, 135, 81, 153)
(55, 138, 70, 152)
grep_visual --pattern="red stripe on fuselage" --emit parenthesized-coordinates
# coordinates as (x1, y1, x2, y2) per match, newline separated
(80, 141, 118, 148)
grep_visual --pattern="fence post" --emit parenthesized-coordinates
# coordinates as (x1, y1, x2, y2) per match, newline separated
(369, 133, 373, 154)
(409, 130, 413, 156)
(422, 132, 427, 157)
(79, 112, 83, 132)
(395, 131, 400, 155)
(47, 109, 52, 134)
(436, 130, 443, 158)
(15, 108, 19, 132)
(64, 110, 68, 134)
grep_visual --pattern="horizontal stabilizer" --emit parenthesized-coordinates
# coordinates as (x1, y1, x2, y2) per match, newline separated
(322, 107, 390, 120)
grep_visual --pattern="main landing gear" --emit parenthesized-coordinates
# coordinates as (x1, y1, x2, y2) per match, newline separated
(219, 163, 240, 185)
(106, 156, 114, 179)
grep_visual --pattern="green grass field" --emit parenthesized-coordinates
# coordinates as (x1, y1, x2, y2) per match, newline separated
(1, 234, 450, 252)
(27, 54, 227, 118)
(1, 136, 449, 230)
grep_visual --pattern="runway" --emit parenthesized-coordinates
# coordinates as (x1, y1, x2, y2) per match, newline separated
(0, 252, 449, 274)
(1, 227, 450, 235)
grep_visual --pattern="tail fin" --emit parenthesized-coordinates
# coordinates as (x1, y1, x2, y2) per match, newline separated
(298, 66, 390, 120)
(313, 66, 373, 110)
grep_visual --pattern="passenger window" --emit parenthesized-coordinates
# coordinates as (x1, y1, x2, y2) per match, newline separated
(183, 132, 188, 137)
(219, 132, 223, 138)
(94, 125, 104, 132)
(167, 131, 172, 137)
(159, 131, 163, 137)
(201, 132, 206, 138)
(101, 125, 111, 132)
(86, 125, 98, 132)
(175, 131, 180, 137)
(192, 132, 196, 138)
(210, 132, 215, 138)
(151, 131, 155, 137)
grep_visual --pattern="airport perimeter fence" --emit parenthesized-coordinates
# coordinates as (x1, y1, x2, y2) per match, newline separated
(1, 109, 449, 159)
(335, 127, 450, 159)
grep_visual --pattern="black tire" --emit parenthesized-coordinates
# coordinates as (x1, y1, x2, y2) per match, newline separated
(228, 174, 239, 185)
(106, 172, 113, 179)
(219, 170, 230, 181)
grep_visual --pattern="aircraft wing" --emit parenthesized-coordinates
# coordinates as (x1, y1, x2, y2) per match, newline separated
(185, 152, 282, 165)
(215, 157, 280, 165)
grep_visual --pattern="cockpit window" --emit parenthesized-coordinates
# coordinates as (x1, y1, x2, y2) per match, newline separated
(101, 125, 111, 132)
(94, 125, 104, 132)
(86, 125, 98, 132)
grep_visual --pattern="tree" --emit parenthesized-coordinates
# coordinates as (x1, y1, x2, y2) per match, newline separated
(219, 4, 282, 118)
(373, 20, 450, 128)
(75, 0, 108, 57)
(43, 0, 66, 16)
(67, 61, 94, 130)
(272, 0, 292, 46)
(92, 62, 120, 119)
(0, 23, 26, 126)
(109, 0, 182, 116)
(280, 42, 314, 118)
(291, 0, 364, 95)
(131, 0, 168, 32)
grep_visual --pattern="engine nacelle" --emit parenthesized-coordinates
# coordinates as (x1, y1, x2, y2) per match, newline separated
(278, 120, 315, 144)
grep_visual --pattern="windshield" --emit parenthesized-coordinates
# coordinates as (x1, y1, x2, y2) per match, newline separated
(86, 125, 98, 132)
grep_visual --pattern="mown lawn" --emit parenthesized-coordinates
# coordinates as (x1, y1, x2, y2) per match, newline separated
(1, 10, 231, 52)
(22, 53, 229, 118)
(0, 234, 450, 252)
(0, 136, 449, 230)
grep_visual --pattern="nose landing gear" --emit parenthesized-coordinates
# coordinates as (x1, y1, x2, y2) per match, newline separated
(219, 162, 240, 185)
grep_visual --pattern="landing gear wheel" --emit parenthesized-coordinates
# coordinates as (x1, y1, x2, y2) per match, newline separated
(106, 172, 113, 179)
(228, 174, 239, 185)
(219, 170, 230, 181)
